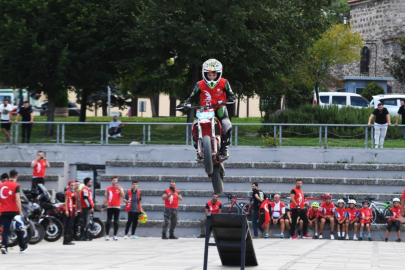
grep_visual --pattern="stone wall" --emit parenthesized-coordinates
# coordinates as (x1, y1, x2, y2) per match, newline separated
(332, 0, 405, 93)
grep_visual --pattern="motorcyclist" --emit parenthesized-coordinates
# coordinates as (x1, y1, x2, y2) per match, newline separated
(183, 59, 235, 158)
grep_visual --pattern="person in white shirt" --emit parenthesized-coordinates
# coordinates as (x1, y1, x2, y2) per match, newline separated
(0, 99, 13, 141)
(270, 194, 286, 238)
(108, 116, 125, 138)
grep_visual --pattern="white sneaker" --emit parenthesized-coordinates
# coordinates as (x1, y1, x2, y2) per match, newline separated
(375, 145, 379, 149)
(113, 236, 118, 241)
(330, 234, 335, 240)
(380, 146, 384, 149)
(124, 235, 128, 239)
(107, 134, 111, 138)
(105, 235, 110, 241)
(111, 135, 117, 138)
(1, 246, 7, 254)
(353, 235, 358, 241)
(319, 235, 323, 239)
(345, 234, 349, 240)
(131, 235, 139, 239)
(116, 133, 121, 138)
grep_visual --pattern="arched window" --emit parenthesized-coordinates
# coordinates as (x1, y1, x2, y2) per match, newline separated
(360, 46, 370, 75)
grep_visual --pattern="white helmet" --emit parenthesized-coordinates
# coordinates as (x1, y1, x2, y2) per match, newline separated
(12, 215, 27, 231)
(393, 198, 400, 203)
(337, 199, 345, 204)
(202, 59, 223, 89)
(348, 199, 356, 204)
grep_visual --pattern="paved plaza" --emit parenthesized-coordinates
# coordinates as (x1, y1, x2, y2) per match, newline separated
(1, 238, 405, 270)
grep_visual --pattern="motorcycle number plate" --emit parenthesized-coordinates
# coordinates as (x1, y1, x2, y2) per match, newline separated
(197, 111, 215, 120)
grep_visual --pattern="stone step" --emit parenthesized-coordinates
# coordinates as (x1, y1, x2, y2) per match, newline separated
(15, 174, 59, 190)
(99, 174, 405, 193)
(105, 161, 405, 178)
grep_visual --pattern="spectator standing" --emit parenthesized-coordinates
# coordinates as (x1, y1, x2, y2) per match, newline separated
(359, 201, 373, 241)
(395, 99, 405, 139)
(319, 194, 335, 239)
(289, 179, 311, 239)
(307, 202, 320, 239)
(198, 193, 222, 238)
(123, 181, 143, 239)
(368, 103, 391, 148)
(101, 176, 125, 241)
(0, 98, 13, 142)
(14, 101, 34, 143)
(270, 194, 286, 238)
(385, 198, 401, 242)
(63, 181, 77, 245)
(162, 181, 182, 240)
(258, 198, 271, 238)
(335, 199, 346, 240)
(80, 177, 94, 241)
(71, 180, 82, 241)
(1, 173, 9, 183)
(0, 170, 27, 254)
(345, 200, 359, 240)
(251, 183, 266, 238)
(108, 116, 125, 138)
(31, 151, 50, 190)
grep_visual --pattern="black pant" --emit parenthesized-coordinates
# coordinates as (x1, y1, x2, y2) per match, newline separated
(21, 123, 32, 143)
(106, 208, 120, 236)
(387, 220, 401, 232)
(290, 209, 308, 237)
(81, 208, 91, 235)
(63, 211, 75, 243)
(1, 214, 25, 249)
(31, 177, 45, 190)
(125, 212, 140, 235)
(109, 127, 123, 136)
(73, 211, 82, 238)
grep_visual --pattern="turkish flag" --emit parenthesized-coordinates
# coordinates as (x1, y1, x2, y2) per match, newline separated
(259, 199, 271, 228)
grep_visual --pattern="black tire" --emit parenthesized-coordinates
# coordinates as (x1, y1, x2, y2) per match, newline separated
(203, 135, 213, 174)
(8, 226, 33, 247)
(43, 218, 64, 242)
(87, 218, 105, 239)
(211, 165, 223, 194)
(371, 208, 378, 224)
(29, 223, 45, 245)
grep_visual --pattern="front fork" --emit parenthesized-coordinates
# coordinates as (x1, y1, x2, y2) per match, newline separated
(197, 119, 221, 158)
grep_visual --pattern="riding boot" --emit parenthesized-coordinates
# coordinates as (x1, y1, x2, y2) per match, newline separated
(162, 233, 168, 240)
(220, 134, 230, 158)
(169, 233, 178, 239)
(63, 235, 75, 245)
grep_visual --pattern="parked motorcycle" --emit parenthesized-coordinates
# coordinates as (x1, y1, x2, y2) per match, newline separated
(20, 192, 45, 245)
(176, 102, 231, 193)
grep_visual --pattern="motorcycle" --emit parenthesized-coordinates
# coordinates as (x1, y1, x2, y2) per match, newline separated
(176, 102, 232, 193)
(20, 192, 45, 245)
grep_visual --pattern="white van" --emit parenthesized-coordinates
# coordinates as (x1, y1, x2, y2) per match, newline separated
(313, 92, 369, 108)
(369, 94, 405, 116)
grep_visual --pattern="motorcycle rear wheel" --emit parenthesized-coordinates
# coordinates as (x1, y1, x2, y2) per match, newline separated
(29, 223, 45, 245)
(211, 165, 223, 194)
(203, 135, 213, 174)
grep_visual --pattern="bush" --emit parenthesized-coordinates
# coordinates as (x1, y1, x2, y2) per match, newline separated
(55, 90, 69, 108)
(261, 105, 401, 139)
(361, 82, 385, 102)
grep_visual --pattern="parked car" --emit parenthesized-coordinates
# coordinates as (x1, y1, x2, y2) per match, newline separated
(35, 101, 80, 116)
(313, 92, 369, 108)
(369, 94, 405, 116)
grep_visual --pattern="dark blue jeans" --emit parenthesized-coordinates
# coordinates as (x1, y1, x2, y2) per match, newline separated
(1, 214, 25, 249)
(251, 210, 264, 237)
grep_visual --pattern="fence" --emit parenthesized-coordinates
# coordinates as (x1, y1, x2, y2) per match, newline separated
(3, 122, 405, 149)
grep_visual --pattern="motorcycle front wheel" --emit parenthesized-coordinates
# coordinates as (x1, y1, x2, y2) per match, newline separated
(29, 223, 45, 245)
(42, 218, 64, 242)
(87, 218, 105, 239)
(203, 135, 213, 174)
(211, 165, 223, 194)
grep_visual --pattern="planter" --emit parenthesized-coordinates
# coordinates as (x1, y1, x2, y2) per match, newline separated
(55, 107, 68, 117)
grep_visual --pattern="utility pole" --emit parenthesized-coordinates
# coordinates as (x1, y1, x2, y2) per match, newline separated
(107, 86, 111, 116)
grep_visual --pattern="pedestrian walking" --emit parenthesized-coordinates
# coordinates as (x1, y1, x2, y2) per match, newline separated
(251, 182, 266, 238)
(101, 176, 124, 241)
(63, 181, 77, 245)
(14, 101, 34, 143)
(198, 193, 222, 238)
(368, 102, 391, 148)
(289, 179, 311, 239)
(162, 181, 183, 240)
(0, 98, 13, 142)
(31, 151, 50, 191)
(0, 170, 28, 254)
(80, 177, 94, 241)
(123, 181, 143, 239)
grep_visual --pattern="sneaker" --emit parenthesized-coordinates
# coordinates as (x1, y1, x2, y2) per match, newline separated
(124, 235, 128, 239)
(116, 133, 122, 138)
(105, 235, 110, 241)
(290, 235, 299, 240)
(302, 234, 313, 239)
(345, 235, 349, 240)
(1, 246, 7, 254)
(280, 234, 284, 239)
(353, 235, 358, 241)
(113, 236, 118, 241)
(131, 235, 139, 239)
(107, 134, 111, 138)
(368, 237, 372, 241)
(375, 145, 378, 149)
(20, 244, 28, 254)
(319, 235, 323, 239)
(380, 146, 383, 149)
(385, 238, 388, 242)
(314, 235, 319, 239)
(359, 237, 363, 241)
(396, 238, 402, 242)
(330, 235, 335, 240)
(264, 234, 269, 239)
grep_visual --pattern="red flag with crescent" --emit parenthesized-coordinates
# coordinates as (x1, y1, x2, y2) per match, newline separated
(259, 199, 271, 227)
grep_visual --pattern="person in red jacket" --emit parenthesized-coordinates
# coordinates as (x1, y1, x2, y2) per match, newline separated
(345, 200, 359, 240)
(80, 177, 94, 241)
(307, 202, 320, 239)
(123, 181, 143, 239)
(199, 193, 222, 238)
(162, 181, 183, 239)
(335, 199, 347, 240)
(289, 179, 311, 239)
(63, 180, 77, 245)
(359, 201, 373, 241)
(0, 170, 27, 254)
(270, 194, 286, 238)
(319, 194, 335, 239)
(30, 151, 50, 191)
(101, 176, 125, 241)
(184, 59, 235, 158)
(385, 198, 402, 242)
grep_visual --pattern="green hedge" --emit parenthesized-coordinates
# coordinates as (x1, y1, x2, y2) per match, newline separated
(262, 105, 402, 139)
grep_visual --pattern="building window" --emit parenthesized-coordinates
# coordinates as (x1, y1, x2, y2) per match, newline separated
(360, 46, 370, 75)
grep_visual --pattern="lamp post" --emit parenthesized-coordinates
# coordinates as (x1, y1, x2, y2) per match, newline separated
(365, 41, 378, 77)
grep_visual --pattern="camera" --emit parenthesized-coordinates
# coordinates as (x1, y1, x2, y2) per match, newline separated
(170, 187, 175, 192)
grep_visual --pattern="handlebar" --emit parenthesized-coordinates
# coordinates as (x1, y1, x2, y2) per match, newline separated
(176, 102, 234, 111)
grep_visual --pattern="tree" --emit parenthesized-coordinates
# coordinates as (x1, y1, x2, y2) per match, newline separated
(361, 82, 385, 102)
(305, 24, 364, 105)
(124, 0, 331, 121)
(326, 0, 350, 24)
(385, 37, 405, 85)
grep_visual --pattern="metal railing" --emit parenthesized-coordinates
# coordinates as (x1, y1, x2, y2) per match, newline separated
(3, 121, 405, 149)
